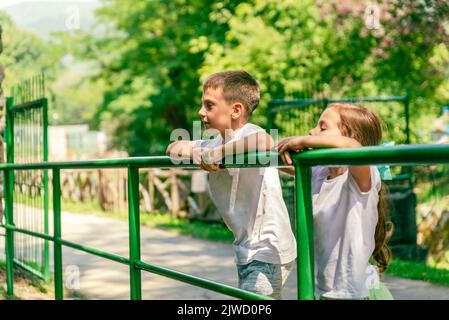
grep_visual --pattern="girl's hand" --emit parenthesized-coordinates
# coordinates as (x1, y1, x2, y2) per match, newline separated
(276, 136, 306, 165)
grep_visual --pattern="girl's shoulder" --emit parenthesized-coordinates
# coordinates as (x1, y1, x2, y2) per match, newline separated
(347, 166, 382, 196)
(312, 166, 381, 195)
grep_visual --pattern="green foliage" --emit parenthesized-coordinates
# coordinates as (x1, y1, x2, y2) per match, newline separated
(69, 0, 449, 153)
(203, 0, 449, 135)
(71, 0, 242, 155)
(49, 58, 106, 125)
(0, 12, 59, 91)
(4, 1, 449, 152)
(202, 0, 331, 125)
(387, 258, 449, 287)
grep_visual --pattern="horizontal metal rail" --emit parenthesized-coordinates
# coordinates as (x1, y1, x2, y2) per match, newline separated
(267, 96, 407, 114)
(8, 98, 48, 113)
(1, 144, 447, 171)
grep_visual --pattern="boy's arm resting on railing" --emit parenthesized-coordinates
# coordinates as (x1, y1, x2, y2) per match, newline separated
(277, 135, 372, 192)
(166, 140, 195, 159)
(166, 131, 275, 172)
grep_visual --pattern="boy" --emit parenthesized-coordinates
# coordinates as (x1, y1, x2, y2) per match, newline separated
(166, 70, 296, 299)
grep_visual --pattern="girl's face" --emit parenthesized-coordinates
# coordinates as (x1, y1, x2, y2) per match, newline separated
(309, 107, 343, 137)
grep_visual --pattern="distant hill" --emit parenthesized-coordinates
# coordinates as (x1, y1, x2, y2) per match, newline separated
(1, 1, 100, 39)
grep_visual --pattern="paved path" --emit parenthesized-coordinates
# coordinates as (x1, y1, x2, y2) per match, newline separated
(2, 210, 449, 300)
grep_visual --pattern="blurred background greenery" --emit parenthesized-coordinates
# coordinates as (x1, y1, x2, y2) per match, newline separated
(1, 0, 448, 156)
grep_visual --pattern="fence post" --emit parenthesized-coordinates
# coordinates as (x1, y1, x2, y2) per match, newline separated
(403, 95, 415, 187)
(170, 169, 180, 216)
(404, 95, 411, 145)
(294, 162, 315, 300)
(4, 167, 15, 298)
(4, 97, 15, 297)
(53, 168, 64, 300)
(43, 97, 50, 283)
(322, 97, 329, 110)
(128, 165, 142, 300)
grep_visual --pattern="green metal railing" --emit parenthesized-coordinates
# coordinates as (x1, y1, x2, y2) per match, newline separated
(5, 74, 50, 282)
(1, 144, 449, 300)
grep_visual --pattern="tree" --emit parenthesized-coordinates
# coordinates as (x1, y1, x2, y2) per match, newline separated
(202, 0, 449, 141)
(72, 0, 449, 152)
(76, 0, 242, 155)
(0, 12, 59, 92)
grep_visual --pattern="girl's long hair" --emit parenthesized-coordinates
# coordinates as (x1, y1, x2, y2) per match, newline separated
(329, 103, 394, 273)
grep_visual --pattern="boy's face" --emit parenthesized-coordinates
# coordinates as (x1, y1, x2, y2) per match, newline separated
(199, 87, 237, 134)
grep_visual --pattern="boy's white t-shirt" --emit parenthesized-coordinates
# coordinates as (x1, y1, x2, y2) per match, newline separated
(312, 165, 382, 299)
(191, 123, 297, 266)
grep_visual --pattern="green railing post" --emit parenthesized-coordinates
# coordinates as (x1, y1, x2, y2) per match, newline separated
(404, 95, 411, 145)
(3, 168, 15, 298)
(42, 97, 50, 283)
(52, 168, 64, 300)
(322, 97, 328, 110)
(5, 97, 14, 168)
(128, 165, 142, 300)
(402, 95, 415, 188)
(294, 162, 315, 300)
(4, 97, 15, 297)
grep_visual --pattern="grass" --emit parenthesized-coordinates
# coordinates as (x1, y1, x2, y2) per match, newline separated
(0, 260, 87, 300)
(387, 258, 449, 287)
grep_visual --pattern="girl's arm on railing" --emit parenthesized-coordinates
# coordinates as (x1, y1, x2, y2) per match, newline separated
(277, 135, 372, 192)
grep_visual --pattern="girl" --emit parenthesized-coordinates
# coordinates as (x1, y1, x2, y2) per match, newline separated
(276, 103, 394, 300)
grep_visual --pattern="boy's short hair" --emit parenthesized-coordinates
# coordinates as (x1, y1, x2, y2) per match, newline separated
(203, 70, 260, 118)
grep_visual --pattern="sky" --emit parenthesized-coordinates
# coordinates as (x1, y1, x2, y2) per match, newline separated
(0, 0, 97, 9)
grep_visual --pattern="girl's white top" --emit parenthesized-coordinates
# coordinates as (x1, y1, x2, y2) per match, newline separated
(312, 166, 382, 299)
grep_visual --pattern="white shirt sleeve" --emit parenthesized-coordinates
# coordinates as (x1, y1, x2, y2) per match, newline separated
(234, 123, 265, 140)
(348, 166, 382, 196)
(190, 140, 205, 149)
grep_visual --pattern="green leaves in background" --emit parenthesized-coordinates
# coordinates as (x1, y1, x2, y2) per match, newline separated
(2, 0, 449, 154)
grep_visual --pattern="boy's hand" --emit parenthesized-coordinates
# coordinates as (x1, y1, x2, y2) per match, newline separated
(199, 146, 225, 172)
(276, 136, 306, 165)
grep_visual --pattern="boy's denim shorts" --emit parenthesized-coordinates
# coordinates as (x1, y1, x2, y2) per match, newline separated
(237, 260, 294, 300)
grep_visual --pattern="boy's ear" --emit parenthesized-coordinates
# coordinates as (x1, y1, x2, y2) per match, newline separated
(231, 102, 245, 120)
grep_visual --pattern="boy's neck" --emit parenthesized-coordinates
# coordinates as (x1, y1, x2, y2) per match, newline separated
(220, 120, 248, 141)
